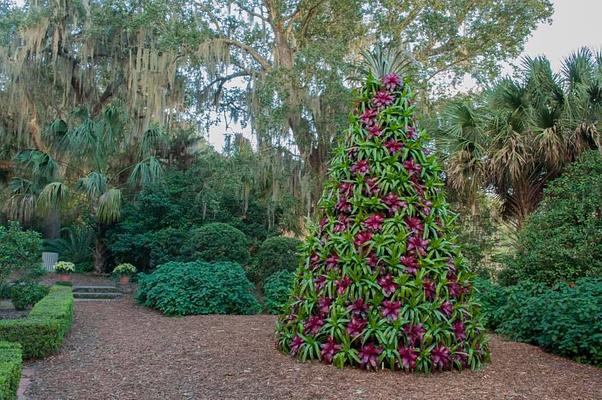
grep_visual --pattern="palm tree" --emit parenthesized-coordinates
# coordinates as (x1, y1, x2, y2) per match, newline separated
(438, 48, 601, 226)
(5, 104, 165, 272)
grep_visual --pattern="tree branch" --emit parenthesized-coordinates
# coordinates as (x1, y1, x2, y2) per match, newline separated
(220, 38, 272, 71)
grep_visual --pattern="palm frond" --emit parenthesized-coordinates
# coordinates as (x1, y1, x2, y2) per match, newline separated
(37, 182, 69, 214)
(77, 171, 108, 199)
(97, 188, 122, 223)
(128, 156, 164, 187)
(350, 46, 417, 82)
(13, 150, 59, 179)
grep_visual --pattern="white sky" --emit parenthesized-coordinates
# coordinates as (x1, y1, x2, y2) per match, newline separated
(208, 0, 602, 150)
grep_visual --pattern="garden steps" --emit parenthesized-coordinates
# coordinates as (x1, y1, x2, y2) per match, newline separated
(73, 285, 123, 300)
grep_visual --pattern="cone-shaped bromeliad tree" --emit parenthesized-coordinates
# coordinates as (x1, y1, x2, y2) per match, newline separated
(275, 72, 490, 372)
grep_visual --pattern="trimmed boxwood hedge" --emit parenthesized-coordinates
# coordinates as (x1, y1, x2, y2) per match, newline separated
(0, 286, 74, 359)
(0, 341, 22, 400)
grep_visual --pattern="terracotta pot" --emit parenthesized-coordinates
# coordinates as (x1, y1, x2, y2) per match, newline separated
(58, 273, 71, 282)
(119, 275, 130, 285)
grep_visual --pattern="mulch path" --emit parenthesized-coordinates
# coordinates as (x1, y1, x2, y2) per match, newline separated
(26, 298, 602, 400)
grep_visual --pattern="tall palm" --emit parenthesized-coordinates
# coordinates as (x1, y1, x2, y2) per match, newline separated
(438, 48, 601, 226)
(5, 104, 165, 272)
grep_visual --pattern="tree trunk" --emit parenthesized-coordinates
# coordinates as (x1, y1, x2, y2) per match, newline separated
(42, 210, 61, 240)
(93, 237, 106, 274)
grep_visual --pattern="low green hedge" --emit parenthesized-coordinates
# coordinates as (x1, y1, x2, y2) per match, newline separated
(0, 341, 22, 400)
(0, 286, 73, 359)
(263, 270, 295, 314)
(475, 278, 602, 366)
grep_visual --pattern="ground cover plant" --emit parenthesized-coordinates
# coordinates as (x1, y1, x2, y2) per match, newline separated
(276, 70, 490, 371)
(135, 261, 261, 316)
(0, 285, 74, 359)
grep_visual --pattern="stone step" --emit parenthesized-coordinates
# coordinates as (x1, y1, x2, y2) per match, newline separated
(73, 292, 123, 300)
(73, 285, 121, 294)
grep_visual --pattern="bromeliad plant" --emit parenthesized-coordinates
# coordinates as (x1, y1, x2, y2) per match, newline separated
(275, 72, 490, 372)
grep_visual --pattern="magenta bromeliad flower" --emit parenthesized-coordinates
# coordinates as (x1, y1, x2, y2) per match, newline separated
(367, 251, 379, 268)
(382, 193, 405, 214)
(347, 316, 367, 337)
(407, 236, 429, 256)
(325, 253, 339, 269)
(381, 300, 402, 320)
(367, 124, 382, 138)
(448, 281, 461, 298)
(359, 343, 382, 369)
(423, 278, 436, 300)
(347, 298, 368, 316)
(384, 139, 403, 154)
(364, 177, 379, 196)
(360, 108, 378, 126)
(398, 346, 419, 369)
(304, 315, 324, 335)
(335, 197, 352, 213)
(405, 217, 423, 233)
(440, 301, 453, 318)
(336, 276, 352, 295)
(290, 335, 304, 355)
(382, 73, 402, 91)
(431, 345, 451, 369)
(319, 216, 328, 231)
(453, 320, 466, 341)
(404, 323, 426, 346)
(404, 158, 422, 175)
(354, 230, 373, 247)
(317, 297, 332, 315)
(400, 255, 419, 275)
(406, 125, 417, 139)
(309, 253, 320, 270)
(363, 214, 384, 232)
(314, 275, 326, 290)
(373, 90, 395, 108)
(320, 336, 341, 363)
(350, 159, 370, 175)
(377, 274, 397, 297)
(339, 182, 354, 194)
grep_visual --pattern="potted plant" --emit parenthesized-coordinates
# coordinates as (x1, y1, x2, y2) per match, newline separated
(113, 263, 136, 285)
(54, 261, 75, 282)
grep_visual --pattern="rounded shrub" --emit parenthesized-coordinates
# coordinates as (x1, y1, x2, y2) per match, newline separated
(248, 236, 301, 284)
(184, 223, 249, 265)
(502, 150, 602, 286)
(263, 270, 295, 314)
(135, 261, 261, 316)
(10, 283, 49, 310)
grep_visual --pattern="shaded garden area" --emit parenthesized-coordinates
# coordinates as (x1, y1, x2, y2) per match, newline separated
(25, 298, 602, 400)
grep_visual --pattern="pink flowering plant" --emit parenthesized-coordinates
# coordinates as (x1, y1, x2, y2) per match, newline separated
(275, 72, 490, 372)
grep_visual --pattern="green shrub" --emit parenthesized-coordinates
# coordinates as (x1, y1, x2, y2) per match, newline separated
(0, 341, 22, 400)
(0, 284, 12, 300)
(473, 278, 507, 330)
(10, 283, 49, 310)
(263, 270, 295, 314)
(496, 278, 602, 365)
(0, 286, 74, 359)
(183, 223, 249, 265)
(248, 236, 301, 284)
(502, 151, 602, 286)
(0, 222, 42, 283)
(135, 261, 260, 316)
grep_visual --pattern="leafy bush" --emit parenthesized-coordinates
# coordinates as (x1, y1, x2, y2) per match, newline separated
(183, 223, 249, 265)
(53, 261, 75, 273)
(0, 222, 42, 283)
(473, 278, 507, 330)
(0, 284, 12, 300)
(113, 263, 136, 276)
(0, 286, 74, 359)
(474, 278, 602, 366)
(10, 283, 49, 311)
(248, 236, 301, 284)
(263, 270, 295, 314)
(44, 226, 94, 272)
(503, 151, 602, 286)
(135, 261, 260, 316)
(0, 341, 22, 400)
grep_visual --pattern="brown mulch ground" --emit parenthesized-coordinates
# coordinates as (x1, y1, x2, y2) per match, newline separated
(26, 298, 602, 400)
